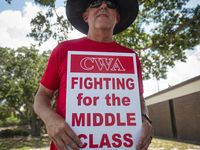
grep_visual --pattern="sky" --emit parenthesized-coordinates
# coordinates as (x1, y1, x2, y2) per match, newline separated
(0, 0, 200, 97)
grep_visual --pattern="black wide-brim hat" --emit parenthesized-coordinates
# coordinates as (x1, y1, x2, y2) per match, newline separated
(66, 0, 139, 35)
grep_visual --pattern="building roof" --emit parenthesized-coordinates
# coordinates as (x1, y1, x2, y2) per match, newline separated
(145, 75, 200, 106)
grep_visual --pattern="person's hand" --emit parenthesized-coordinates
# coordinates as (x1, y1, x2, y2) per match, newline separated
(136, 118, 153, 150)
(46, 113, 83, 150)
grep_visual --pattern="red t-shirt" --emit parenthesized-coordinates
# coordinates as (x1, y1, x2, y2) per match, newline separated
(40, 37, 144, 150)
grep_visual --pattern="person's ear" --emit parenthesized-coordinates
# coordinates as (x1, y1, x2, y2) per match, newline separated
(116, 13, 120, 24)
(83, 11, 89, 23)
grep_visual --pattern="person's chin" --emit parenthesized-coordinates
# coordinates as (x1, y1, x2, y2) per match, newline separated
(95, 23, 111, 30)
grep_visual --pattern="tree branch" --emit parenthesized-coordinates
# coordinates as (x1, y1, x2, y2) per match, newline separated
(165, 15, 200, 43)
(11, 105, 31, 125)
(135, 14, 200, 51)
(5, 0, 12, 4)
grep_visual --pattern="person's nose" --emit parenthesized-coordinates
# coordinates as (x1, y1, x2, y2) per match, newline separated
(100, 1, 108, 9)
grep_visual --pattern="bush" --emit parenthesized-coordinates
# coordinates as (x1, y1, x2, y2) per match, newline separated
(0, 129, 29, 138)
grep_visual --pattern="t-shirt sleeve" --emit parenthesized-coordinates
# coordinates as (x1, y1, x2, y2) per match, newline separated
(40, 46, 61, 91)
(136, 54, 144, 96)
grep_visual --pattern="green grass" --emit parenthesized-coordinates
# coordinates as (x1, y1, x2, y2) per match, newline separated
(0, 136, 200, 150)
(0, 136, 51, 150)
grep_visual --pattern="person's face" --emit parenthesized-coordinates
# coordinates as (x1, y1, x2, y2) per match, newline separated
(83, 0, 120, 33)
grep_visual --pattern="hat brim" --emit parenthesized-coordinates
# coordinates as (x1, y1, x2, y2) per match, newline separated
(66, 0, 138, 35)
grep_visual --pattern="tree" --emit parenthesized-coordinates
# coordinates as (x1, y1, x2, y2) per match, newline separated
(114, 0, 200, 80)
(26, 0, 72, 46)
(25, 0, 200, 80)
(0, 46, 52, 136)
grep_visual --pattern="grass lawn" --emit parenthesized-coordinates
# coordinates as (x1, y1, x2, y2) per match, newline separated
(0, 136, 200, 150)
(0, 136, 51, 150)
(150, 137, 200, 150)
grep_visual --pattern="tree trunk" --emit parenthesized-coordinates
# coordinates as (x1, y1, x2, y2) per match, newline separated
(30, 124, 41, 137)
(30, 113, 44, 137)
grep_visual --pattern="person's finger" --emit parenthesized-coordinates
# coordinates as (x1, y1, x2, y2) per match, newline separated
(139, 120, 149, 142)
(64, 123, 83, 148)
(61, 131, 80, 150)
(136, 120, 150, 150)
(141, 138, 152, 150)
(52, 137, 69, 150)
(140, 122, 154, 149)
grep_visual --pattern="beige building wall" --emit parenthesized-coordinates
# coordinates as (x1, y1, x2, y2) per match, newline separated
(145, 75, 200, 143)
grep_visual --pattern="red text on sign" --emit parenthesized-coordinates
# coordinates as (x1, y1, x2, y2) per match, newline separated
(71, 77, 135, 90)
(72, 113, 136, 127)
(105, 93, 130, 106)
(77, 93, 99, 106)
(76, 93, 130, 106)
(78, 133, 133, 148)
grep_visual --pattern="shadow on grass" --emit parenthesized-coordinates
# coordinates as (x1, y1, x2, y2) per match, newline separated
(0, 136, 51, 150)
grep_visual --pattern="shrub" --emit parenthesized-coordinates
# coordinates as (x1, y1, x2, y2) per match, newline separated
(0, 129, 29, 138)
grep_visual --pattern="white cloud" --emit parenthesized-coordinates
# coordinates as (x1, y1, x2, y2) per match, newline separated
(0, 1, 85, 52)
(55, 5, 66, 16)
(0, 2, 39, 49)
(23, 2, 45, 19)
(0, 10, 27, 48)
(0, 2, 59, 51)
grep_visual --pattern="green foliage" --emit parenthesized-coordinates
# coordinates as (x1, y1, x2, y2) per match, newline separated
(0, 46, 51, 136)
(0, 103, 11, 122)
(34, 0, 56, 7)
(113, 0, 200, 80)
(27, 3, 73, 46)
(0, 129, 29, 138)
(0, 113, 21, 127)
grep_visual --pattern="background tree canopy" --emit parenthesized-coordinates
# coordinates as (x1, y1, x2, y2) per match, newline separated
(0, 46, 52, 136)
(25, 0, 200, 80)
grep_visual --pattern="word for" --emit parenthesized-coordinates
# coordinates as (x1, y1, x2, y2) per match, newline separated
(78, 133, 133, 148)
(72, 113, 136, 127)
(71, 77, 135, 90)
(77, 93, 130, 106)
(80, 57, 125, 71)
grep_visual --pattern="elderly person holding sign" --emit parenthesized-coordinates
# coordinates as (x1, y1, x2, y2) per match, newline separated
(34, 0, 153, 150)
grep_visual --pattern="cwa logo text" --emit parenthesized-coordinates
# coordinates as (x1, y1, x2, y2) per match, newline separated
(70, 54, 135, 74)
(80, 57, 125, 71)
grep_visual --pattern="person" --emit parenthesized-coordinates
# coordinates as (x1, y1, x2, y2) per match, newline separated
(34, 0, 154, 150)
